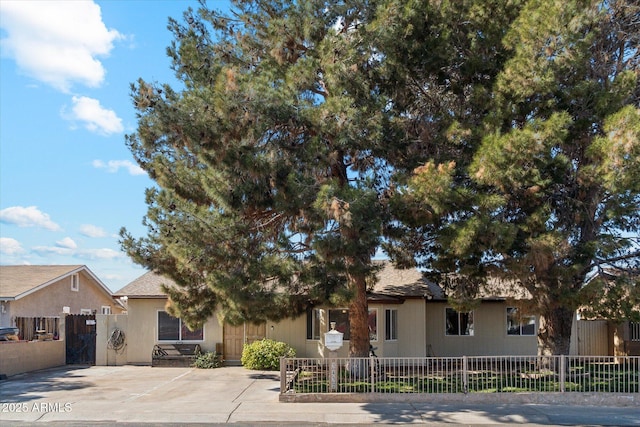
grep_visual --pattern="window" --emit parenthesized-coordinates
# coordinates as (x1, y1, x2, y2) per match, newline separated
(157, 311, 203, 341)
(385, 309, 398, 341)
(306, 308, 322, 340)
(507, 308, 536, 336)
(631, 322, 640, 342)
(306, 308, 377, 341)
(71, 274, 79, 291)
(329, 309, 350, 340)
(101, 306, 111, 315)
(368, 309, 378, 341)
(446, 308, 474, 336)
(80, 309, 92, 315)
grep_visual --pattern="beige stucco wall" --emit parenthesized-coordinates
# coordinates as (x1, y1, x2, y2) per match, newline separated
(425, 301, 538, 356)
(0, 340, 65, 377)
(6, 271, 118, 320)
(267, 300, 428, 358)
(266, 313, 308, 355)
(125, 298, 223, 365)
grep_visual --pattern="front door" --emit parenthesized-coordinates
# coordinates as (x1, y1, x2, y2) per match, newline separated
(223, 322, 266, 362)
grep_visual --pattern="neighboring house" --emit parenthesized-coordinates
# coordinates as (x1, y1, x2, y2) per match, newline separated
(0, 265, 121, 337)
(114, 262, 540, 365)
(576, 269, 640, 356)
(113, 271, 224, 364)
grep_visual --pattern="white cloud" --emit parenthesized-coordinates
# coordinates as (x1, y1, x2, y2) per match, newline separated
(80, 224, 108, 238)
(0, 237, 25, 255)
(65, 96, 123, 135)
(32, 245, 74, 256)
(92, 159, 145, 175)
(77, 248, 122, 260)
(56, 237, 77, 249)
(0, 0, 122, 92)
(0, 206, 61, 231)
(31, 245, 121, 260)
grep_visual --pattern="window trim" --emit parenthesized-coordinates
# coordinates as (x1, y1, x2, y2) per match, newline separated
(71, 274, 79, 292)
(101, 306, 111, 315)
(445, 307, 474, 336)
(80, 308, 92, 315)
(157, 310, 204, 342)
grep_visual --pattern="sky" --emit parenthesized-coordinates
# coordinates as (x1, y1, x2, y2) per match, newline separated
(0, 0, 231, 292)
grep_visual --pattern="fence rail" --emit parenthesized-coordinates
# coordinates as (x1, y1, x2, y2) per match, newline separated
(281, 355, 640, 395)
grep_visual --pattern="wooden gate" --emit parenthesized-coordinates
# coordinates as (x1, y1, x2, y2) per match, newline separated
(65, 314, 96, 365)
(575, 320, 609, 355)
(223, 322, 266, 362)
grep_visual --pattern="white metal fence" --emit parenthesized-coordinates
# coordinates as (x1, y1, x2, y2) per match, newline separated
(280, 355, 640, 394)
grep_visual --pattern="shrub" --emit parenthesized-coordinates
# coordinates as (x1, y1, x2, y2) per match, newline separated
(192, 351, 222, 369)
(241, 339, 295, 370)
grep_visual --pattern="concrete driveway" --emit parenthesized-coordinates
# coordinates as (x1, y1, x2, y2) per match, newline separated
(1, 365, 639, 425)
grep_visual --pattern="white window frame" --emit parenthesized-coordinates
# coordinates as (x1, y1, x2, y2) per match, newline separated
(80, 309, 92, 315)
(506, 307, 536, 336)
(71, 274, 79, 291)
(445, 307, 474, 336)
(157, 310, 204, 342)
(385, 308, 398, 341)
(101, 306, 111, 315)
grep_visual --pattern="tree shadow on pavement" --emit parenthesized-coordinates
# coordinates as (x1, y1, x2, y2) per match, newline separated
(0, 366, 94, 403)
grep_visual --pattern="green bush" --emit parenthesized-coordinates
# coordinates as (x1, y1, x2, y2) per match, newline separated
(192, 351, 222, 369)
(241, 339, 295, 370)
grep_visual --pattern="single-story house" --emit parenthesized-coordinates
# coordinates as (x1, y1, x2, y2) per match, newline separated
(577, 269, 640, 356)
(113, 262, 541, 365)
(0, 265, 123, 339)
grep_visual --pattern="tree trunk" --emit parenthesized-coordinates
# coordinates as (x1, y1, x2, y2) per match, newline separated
(347, 269, 370, 358)
(538, 305, 575, 355)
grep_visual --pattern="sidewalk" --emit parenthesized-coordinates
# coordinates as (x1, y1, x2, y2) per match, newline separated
(0, 365, 638, 425)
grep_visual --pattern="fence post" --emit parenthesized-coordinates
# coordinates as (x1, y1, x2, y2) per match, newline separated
(280, 357, 286, 394)
(463, 356, 468, 393)
(559, 355, 566, 393)
(370, 356, 375, 393)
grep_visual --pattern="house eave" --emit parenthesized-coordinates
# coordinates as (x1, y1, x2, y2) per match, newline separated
(113, 295, 168, 299)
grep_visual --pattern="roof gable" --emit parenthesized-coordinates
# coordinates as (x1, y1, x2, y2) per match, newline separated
(114, 271, 176, 298)
(0, 265, 113, 300)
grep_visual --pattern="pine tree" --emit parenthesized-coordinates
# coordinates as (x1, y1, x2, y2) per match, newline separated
(120, 0, 396, 357)
(386, 0, 639, 355)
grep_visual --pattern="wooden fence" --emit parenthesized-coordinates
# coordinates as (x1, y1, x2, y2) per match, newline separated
(13, 316, 60, 341)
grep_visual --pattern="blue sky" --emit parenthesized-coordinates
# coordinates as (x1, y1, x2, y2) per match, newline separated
(0, 1, 230, 291)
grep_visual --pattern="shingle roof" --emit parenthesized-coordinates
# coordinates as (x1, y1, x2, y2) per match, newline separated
(0, 265, 111, 299)
(114, 271, 176, 298)
(369, 261, 442, 301)
(116, 262, 442, 301)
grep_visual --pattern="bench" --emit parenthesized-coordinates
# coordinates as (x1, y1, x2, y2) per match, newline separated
(152, 343, 201, 367)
